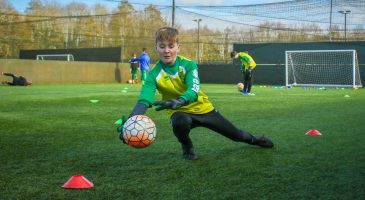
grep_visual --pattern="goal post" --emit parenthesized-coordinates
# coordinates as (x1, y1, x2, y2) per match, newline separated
(36, 54, 74, 61)
(285, 50, 362, 88)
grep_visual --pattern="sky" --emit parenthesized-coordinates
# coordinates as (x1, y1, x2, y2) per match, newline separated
(10, 0, 362, 31)
(11, 0, 285, 13)
(9, 0, 287, 30)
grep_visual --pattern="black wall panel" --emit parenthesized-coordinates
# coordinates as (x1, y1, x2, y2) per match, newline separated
(19, 47, 121, 62)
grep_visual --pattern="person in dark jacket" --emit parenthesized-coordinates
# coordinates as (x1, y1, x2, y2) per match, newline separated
(1, 72, 32, 86)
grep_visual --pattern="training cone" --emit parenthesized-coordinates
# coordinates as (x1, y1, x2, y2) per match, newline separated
(305, 129, 322, 136)
(62, 174, 94, 189)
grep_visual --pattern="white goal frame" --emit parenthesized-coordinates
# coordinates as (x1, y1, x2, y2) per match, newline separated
(36, 54, 74, 61)
(285, 50, 362, 88)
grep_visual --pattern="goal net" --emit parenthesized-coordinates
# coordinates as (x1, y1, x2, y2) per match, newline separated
(36, 54, 74, 61)
(285, 50, 362, 88)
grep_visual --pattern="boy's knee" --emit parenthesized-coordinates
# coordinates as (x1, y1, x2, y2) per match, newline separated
(171, 112, 192, 130)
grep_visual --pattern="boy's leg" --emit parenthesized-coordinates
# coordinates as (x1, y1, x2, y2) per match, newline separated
(170, 112, 197, 160)
(131, 71, 137, 83)
(2, 81, 12, 85)
(170, 110, 273, 160)
(2, 73, 18, 85)
(3, 72, 15, 78)
(247, 71, 253, 93)
(243, 70, 251, 93)
(198, 110, 253, 143)
(196, 110, 273, 148)
(141, 70, 147, 85)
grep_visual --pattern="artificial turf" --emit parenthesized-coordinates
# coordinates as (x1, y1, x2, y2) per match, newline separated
(0, 84, 364, 199)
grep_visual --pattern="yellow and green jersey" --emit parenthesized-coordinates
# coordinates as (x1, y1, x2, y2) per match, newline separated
(137, 55, 214, 116)
(238, 52, 256, 71)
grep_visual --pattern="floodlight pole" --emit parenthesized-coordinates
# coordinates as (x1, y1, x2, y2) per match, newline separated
(338, 10, 351, 41)
(172, 0, 175, 27)
(120, 26, 124, 63)
(93, 25, 96, 47)
(193, 19, 202, 64)
(329, 0, 333, 41)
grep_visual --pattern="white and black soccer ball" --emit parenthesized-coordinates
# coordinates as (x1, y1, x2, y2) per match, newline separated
(122, 115, 156, 148)
(237, 82, 244, 91)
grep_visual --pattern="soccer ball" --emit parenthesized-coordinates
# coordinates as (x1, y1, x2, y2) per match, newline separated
(122, 115, 156, 148)
(237, 83, 244, 91)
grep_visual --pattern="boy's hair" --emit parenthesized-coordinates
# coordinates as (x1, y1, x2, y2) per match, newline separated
(155, 27, 179, 44)
(230, 51, 238, 58)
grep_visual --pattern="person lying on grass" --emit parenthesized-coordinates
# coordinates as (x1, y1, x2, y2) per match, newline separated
(1, 72, 32, 86)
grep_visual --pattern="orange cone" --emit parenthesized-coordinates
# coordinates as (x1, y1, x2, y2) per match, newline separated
(62, 174, 94, 189)
(305, 129, 322, 136)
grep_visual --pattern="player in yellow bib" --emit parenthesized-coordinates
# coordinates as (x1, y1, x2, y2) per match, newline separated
(231, 51, 256, 95)
(120, 27, 273, 160)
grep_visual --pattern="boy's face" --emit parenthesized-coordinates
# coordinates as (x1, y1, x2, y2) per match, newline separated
(234, 52, 239, 59)
(156, 40, 180, 66)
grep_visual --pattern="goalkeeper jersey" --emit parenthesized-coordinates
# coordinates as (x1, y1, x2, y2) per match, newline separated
(238, 52, 256, 71)
(138, 55, 214, 116)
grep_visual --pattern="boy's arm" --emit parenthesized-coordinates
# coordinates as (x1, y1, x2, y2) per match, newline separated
(130, 55, 144, 62)
(238, 55, 252, 72)
(135, 71, 157, 109)
(153, 62, 199, 111)
(180, 62, 199, 103)
(118, 72, 156, 132)
(241, 55, 252, 69)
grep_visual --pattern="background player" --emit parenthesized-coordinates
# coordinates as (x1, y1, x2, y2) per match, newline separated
(130, 48, 151, 85)
(1, 72, 32, 86)
(231, 51, 256, 95)
(129, 54, 139, 84)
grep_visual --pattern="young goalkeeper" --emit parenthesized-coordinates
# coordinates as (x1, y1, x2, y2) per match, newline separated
(119, 27, 273, 160)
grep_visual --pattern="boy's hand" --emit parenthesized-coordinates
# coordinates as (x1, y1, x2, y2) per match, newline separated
(153, 98, 187, 111)
(116, 115, 128, 144)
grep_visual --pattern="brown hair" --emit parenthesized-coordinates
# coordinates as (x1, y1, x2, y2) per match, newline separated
(155, 27, 179, 44)
(230, 51, 238, 58)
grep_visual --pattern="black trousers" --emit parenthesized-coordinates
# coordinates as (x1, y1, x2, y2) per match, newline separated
(242, 69, 253, 93)
(170, 110, 255, 148)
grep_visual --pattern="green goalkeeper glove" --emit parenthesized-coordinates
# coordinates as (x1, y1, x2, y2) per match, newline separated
(116, 115, 128, 143)
(153, 97, 187, 111)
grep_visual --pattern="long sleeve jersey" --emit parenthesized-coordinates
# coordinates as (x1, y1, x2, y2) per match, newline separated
(137, 55, 214, 116)
(238, 52, 257, 71)
(130, 53, 151, 71)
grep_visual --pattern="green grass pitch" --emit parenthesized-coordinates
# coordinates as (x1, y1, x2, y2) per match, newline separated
(0, 84, 364, 199)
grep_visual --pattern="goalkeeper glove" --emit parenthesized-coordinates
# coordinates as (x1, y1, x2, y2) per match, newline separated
(116, 115, 128, 143)
(117, 102, 149, 143)
(153, 97, 187, 111)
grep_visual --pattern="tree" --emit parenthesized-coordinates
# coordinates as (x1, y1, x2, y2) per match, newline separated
(25, 0, 64, 49)
(65, 2, 90, 48)
(108, 0, 136, 62)
(0, 0, 22, 58)
(137, 5, 167, 61)
(352, 25, 365, 40)
(92, 4, 109, 47)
